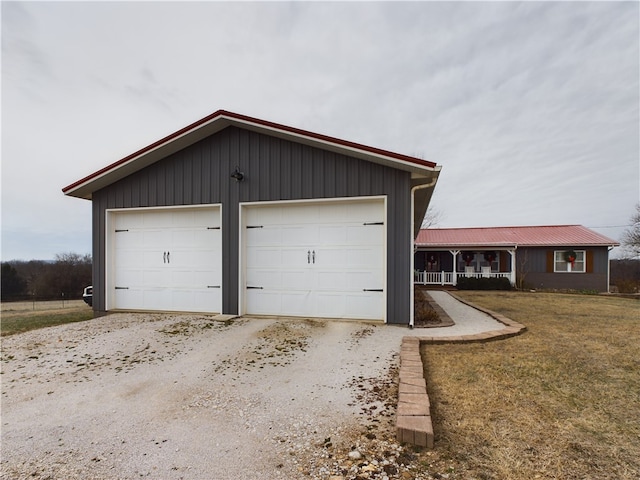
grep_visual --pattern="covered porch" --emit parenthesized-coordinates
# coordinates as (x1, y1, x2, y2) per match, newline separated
(414, 249, 516, 286)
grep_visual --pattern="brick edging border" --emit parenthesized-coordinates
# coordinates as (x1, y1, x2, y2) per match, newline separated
(396, 295, 526, 448)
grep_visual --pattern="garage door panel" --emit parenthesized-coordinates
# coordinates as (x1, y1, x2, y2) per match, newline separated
(143, 268, 171, 286)
(115, 268, 143, 287)
(114, 288, 143, 310)
(110, 206, 221, 313)
(315, 292, 346, 317)
(115, 249, 143, 268)
(309, 247, 346, 267)
(172, 289, 219, 311)
(284, 205, 319, 224)
(317, 226, 347, 244)
(315, 271, 347, 290)
(142, 288, 170, 310)
(246, 270, 284, 290)
(246, 290, 281, 315)
(191, 270, 221, 287)
(281, 226, 316, 245)
(344, 292, 383, 319)
(190, 290, 221, 311)
(246, 206, 280, 225)
(172, 229, 195, 246)
(249, 226, 316, 246)
(172, 250, 221, 269)
(142, 211, 173, 228)
(171, 270, 199, 287)
(194, 229, 220, 246)
(247, 247, 311, 268)
(281, 270, 313, 289)
(115, 212, 143, 230)
(245, 227, 281, 246)
(348, 225, 383, 245)
(247, 269, 312, 290)
(244, 199, 385, 320)
(114, 230, 143, 249)
(345, 271, 383, 290)
(191, 208, 218, 226)
(345, 247, 382, 267)
(143, 229, 171, 248)
(279, 292, 312, 315)
(346, 201, 383, 221)
(142, 250, 166, 268)
(279, 248, 311, 266)
(314, 270, 382, 291)
(170, 270, 218, 288)
(246, 247, 283, 268)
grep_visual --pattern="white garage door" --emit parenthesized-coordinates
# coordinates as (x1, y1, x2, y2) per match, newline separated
(108, 206, 222, 313)
(243, 198, 385, 320)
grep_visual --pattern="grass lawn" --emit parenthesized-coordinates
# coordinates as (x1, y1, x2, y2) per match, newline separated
(419, 291, 639, 480)
(1, 304, 94, 336)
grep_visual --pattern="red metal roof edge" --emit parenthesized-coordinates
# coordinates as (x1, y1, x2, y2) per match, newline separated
(423, 224, 583, 231)
(415, 224, 620, 247)
(62, 109, 437, 194)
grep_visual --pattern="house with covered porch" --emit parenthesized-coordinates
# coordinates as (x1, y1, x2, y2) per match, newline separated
(414, 225, 619, 292)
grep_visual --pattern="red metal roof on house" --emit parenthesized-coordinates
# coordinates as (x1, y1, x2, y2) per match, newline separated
(415, 225, 619, 248)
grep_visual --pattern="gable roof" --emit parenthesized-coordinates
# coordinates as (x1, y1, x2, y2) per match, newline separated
(62, 109, 440, 200)
(415, 225, 620, 248)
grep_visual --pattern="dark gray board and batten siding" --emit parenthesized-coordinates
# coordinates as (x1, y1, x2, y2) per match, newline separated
(516, 247, 611, 291)
(92, 126, 412, 323)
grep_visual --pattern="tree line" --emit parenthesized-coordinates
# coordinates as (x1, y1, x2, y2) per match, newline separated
(1, 253, 92, 301)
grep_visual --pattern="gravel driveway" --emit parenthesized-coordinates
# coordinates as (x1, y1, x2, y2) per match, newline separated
(1, 314, 421, 479)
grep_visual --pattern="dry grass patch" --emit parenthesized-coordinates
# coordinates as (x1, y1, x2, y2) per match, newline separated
(419, 292, 639, 480)
(1, 305, 93, 336)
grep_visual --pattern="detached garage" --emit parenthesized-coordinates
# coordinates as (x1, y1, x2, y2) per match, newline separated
(63, 110, 440, 325)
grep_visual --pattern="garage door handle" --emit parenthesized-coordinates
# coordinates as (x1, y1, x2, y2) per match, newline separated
(163, 252, 167, 263)
(247, 286, 263, 289)
(363, 289, 383, 292)
(307, 250, 311, 264)
(167, 252, 170, 264)
(312, 250, 316, 264)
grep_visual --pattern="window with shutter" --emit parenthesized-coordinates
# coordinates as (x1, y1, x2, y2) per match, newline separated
(554, 250, 586, 273)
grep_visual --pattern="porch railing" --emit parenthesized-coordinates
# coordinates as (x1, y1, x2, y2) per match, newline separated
(414, 270, 513, 286)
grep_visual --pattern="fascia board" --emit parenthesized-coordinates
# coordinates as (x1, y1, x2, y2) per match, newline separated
(63, 111, 440, 200)
(229, 117, 440, 177)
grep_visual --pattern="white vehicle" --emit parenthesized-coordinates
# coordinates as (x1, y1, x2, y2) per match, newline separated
(82, 286, 93, 307)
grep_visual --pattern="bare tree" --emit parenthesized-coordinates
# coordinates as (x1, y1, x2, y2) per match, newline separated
(421, 206, 443, 229)
(7, 253, 92, 299)
(621, 204, 640, 258)
(516, 249, 529, 290)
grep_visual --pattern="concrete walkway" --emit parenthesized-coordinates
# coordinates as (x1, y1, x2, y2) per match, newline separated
(412, 290, 504, 336)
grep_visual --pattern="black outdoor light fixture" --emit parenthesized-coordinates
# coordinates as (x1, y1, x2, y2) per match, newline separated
(230, 166, 244, 182)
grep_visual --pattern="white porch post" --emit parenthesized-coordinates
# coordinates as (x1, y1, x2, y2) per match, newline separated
(450, 250, 460, 286)
(508, 248, 517, 286)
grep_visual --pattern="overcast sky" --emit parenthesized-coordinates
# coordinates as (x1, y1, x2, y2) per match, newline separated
(2, 1, 638, 261)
